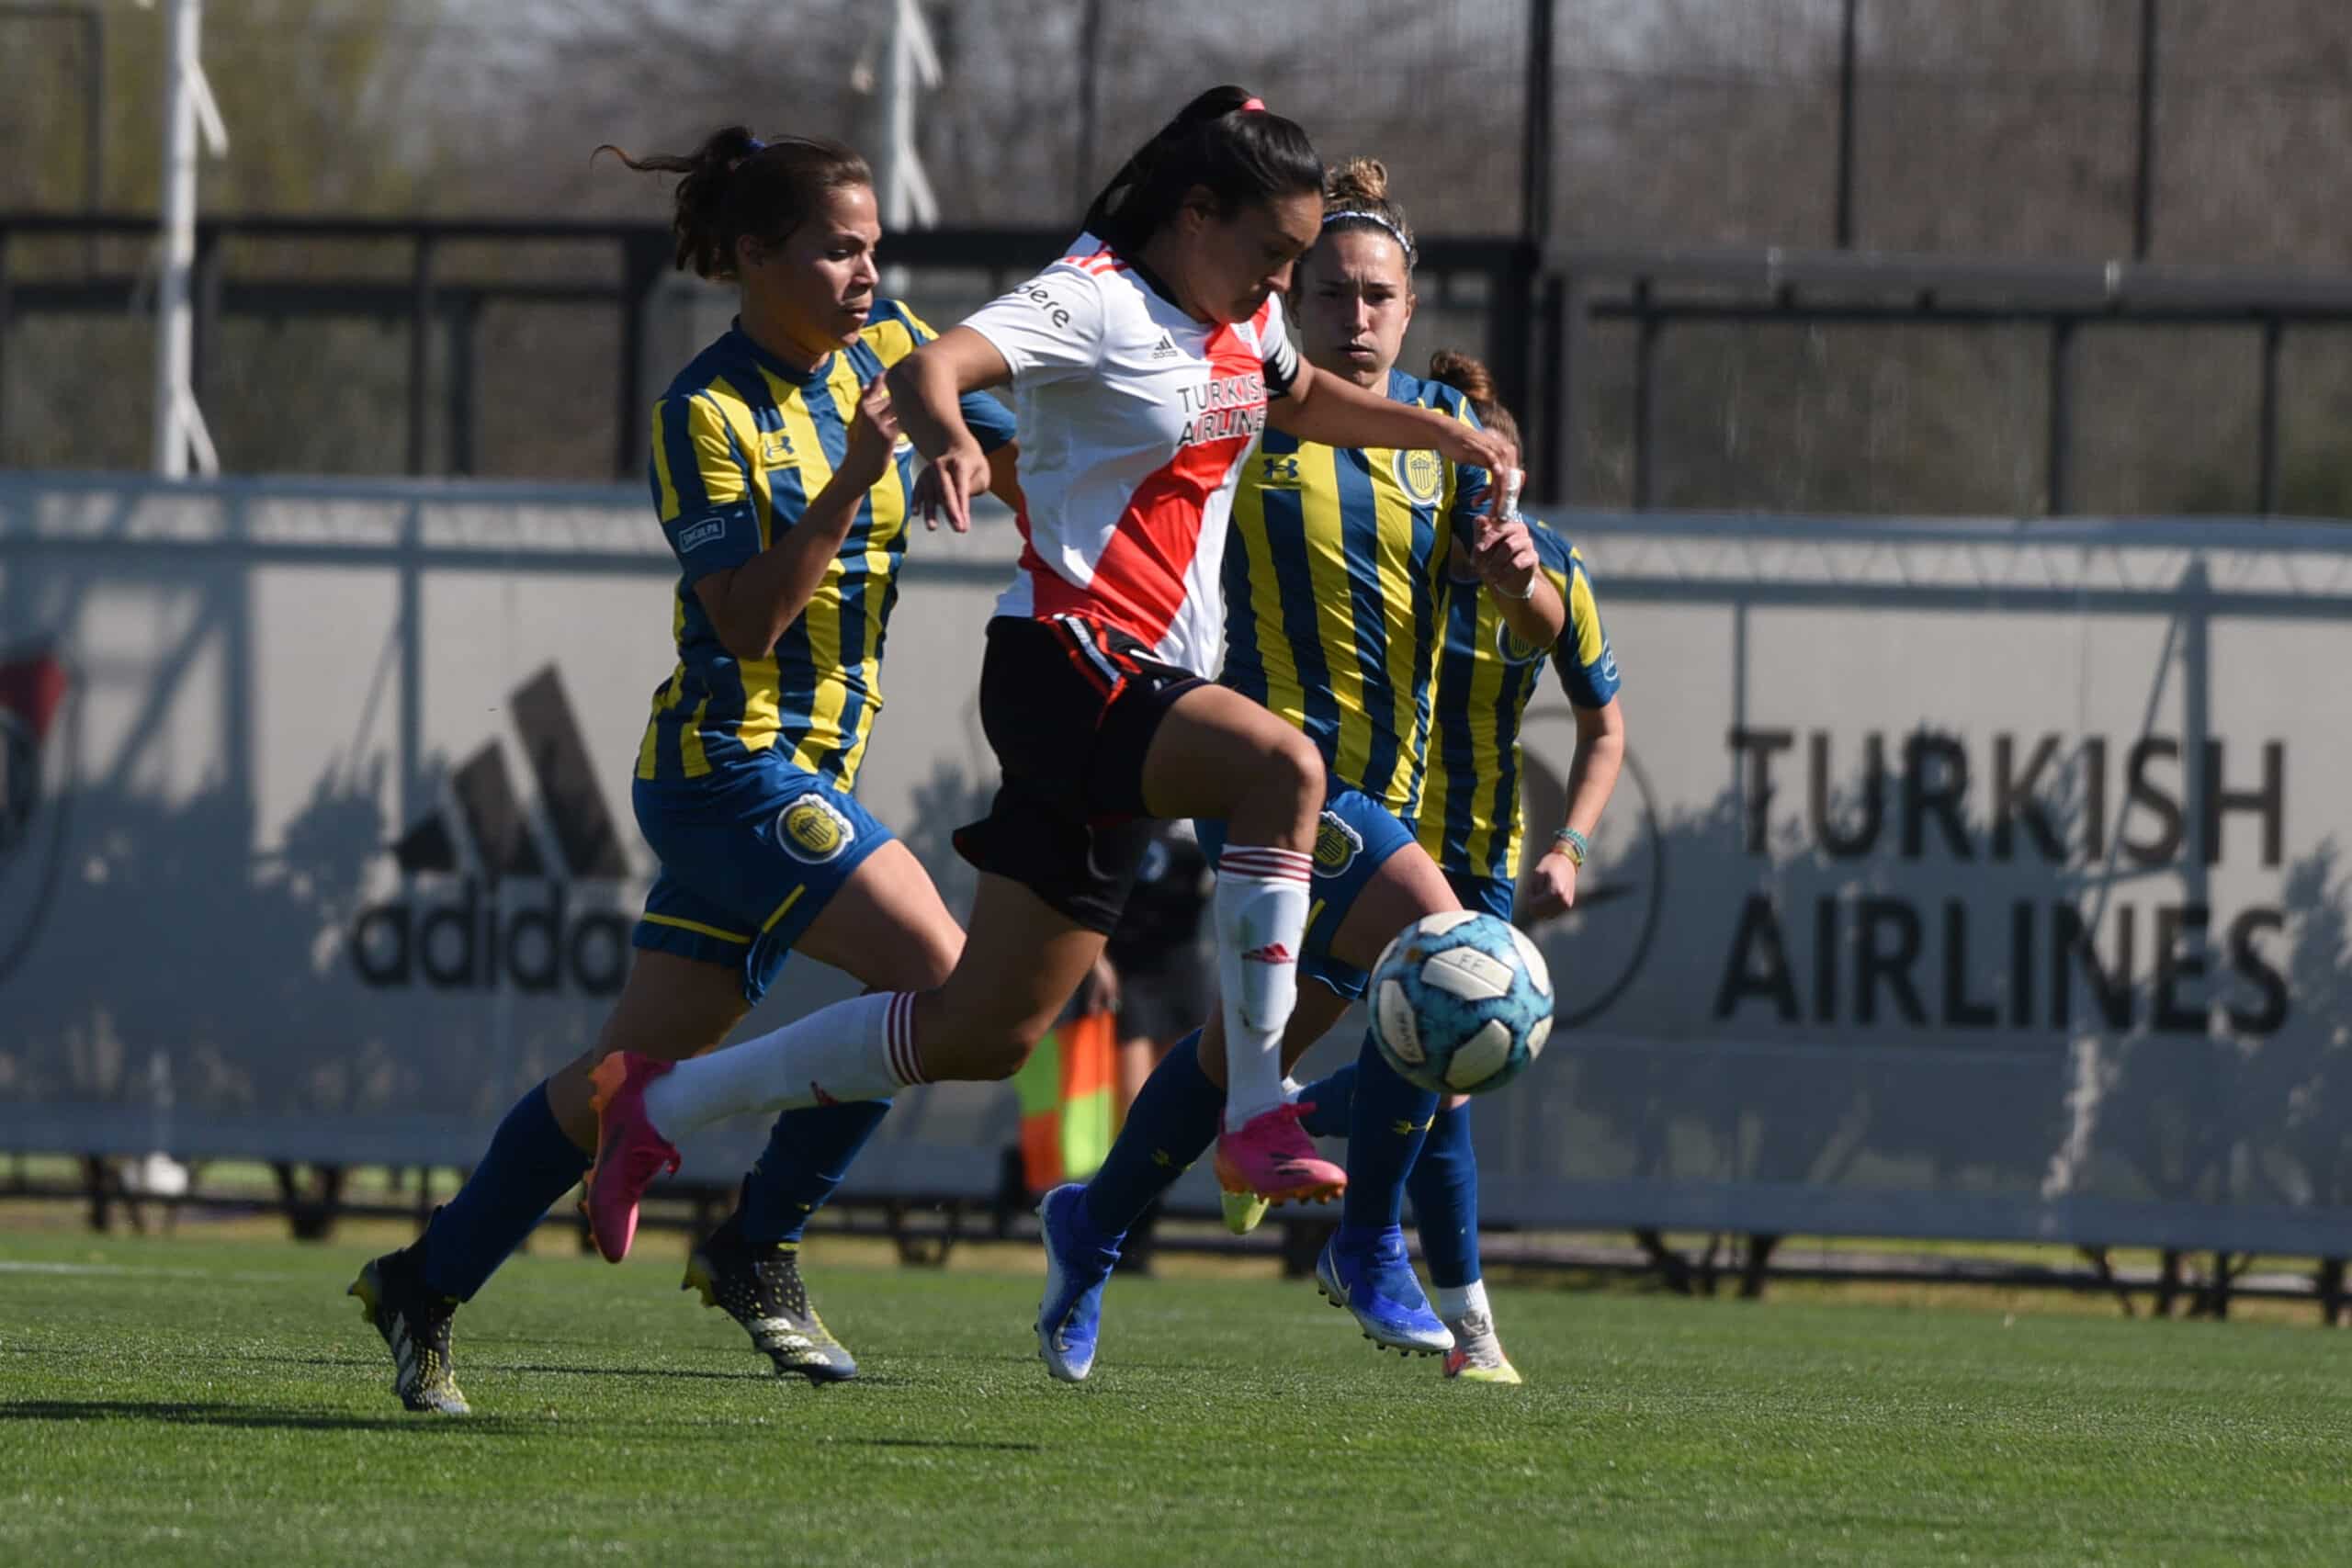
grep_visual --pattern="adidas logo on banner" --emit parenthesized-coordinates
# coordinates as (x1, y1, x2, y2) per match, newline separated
(1148, 332, 1182, 361)
(351, 666, 636, 996)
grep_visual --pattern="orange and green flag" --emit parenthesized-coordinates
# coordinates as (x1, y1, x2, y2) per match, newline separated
(1015, 1010, 1115, 1193)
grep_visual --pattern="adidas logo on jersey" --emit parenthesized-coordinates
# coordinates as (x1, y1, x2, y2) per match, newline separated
(1148, 332, 1182, 361)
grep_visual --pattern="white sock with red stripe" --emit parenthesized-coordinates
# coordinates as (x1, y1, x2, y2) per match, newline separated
(1213, 844, 1313, 1132)
(639, 992, 925, 1134)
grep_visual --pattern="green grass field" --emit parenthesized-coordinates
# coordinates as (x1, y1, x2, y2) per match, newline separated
(4, 1229, 2348, 1566)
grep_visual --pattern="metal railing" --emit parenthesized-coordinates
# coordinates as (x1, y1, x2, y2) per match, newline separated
(0, 212, 1537, 482)
(9, 211, 2352, 518)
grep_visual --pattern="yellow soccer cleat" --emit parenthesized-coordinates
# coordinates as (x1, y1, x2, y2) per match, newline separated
(1442, 1312, 1522, 1384)
(1219, 1188, 1270, 1236)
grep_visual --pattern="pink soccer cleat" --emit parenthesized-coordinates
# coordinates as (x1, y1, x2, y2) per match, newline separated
(1212, 1101, 1346, 1208)
(584, 1053, 681, 1263)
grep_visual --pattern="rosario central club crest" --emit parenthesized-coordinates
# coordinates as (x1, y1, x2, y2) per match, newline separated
(0, 650, 71, 985)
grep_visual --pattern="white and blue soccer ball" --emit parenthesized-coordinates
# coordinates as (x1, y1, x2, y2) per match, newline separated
(1369, 910, 1554, 1095)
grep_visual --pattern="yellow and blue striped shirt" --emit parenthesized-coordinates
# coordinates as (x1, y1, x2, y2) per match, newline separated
(638, 300, 1014, 787)
(1221, 368, 1489, 817)
(1415, 517, 1620, 881)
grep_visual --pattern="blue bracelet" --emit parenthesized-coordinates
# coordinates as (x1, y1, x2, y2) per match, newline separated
(1552, 827, 1589, 866)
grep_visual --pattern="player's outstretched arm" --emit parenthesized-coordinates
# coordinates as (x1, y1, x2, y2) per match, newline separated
(1269, 357, 1515, 475)
(888, 327, 1012, 534)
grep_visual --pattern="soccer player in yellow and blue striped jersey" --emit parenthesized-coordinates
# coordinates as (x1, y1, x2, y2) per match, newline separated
(350, 129, 1015, 1414)
(1069, 157, 1564, 1367)
(1418, 513, 1622, 906)
(1275, 352, 1625, 1382)
(639, 293, 1006, 788)
(1362, 351, 1625, 1382)
(1219, 367, 1478, 820)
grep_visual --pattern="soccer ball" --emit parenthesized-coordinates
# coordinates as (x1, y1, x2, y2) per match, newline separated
(1368, 911, 1554, 1095)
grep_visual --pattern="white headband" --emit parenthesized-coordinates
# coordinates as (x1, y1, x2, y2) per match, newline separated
(1321, 209, 1414, 261)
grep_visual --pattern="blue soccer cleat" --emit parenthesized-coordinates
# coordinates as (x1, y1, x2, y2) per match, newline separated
(1035, 1183, 1122, 1383)
(1315, 1225, 1455, 1357)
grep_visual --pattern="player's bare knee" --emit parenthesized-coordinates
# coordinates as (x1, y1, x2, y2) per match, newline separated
(909, 927, 963, 990)
(989, 1010, 1065, 1079)
(967, 1024, 1044, 1081)
(1257, 726, 1325, 825)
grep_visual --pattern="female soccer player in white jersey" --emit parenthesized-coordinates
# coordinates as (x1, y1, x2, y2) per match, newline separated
(345, 129, 1022, 1413)
(582, 87, 1514, 1268)
(1026, 159, 1568, 1381)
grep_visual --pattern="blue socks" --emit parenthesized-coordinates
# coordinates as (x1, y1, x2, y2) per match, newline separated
(414, 1079, 898, 1299)
(1294, 1063, 1356, 1138)
(737, 1100, 894, 1247)
(418, 1081, 589, 1301)
(1304, 1057, 1482, 1286)
(1337, 1033, 1437, 1232)
(1080, 1030, 1220, 1239)
(1408, 1099, 1481, 1289)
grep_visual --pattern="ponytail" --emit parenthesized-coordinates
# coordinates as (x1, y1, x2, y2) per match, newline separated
(596, 128, 872, 280)
(1429, 349, 1521, 453)
(1081, 85, 1321, 253)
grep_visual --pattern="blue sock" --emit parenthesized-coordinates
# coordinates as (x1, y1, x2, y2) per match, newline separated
(1294, 1063, 1356, 1139)
(1339, 1034, 1437, 1233)
(737, 1100, 894, 1247)
(1080, 1030, 1219, 1240)
(1407, 1099, 1481, 1289)
(418, 1082, 589, 1301)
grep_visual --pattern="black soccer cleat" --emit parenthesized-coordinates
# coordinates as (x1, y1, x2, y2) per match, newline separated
(684, 1217, 858, 1386)
(347, 1249, 470, 1415)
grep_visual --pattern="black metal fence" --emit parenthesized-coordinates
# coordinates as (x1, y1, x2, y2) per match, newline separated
(8, 209, 2352, 522)
(0, 212, 1532, 485)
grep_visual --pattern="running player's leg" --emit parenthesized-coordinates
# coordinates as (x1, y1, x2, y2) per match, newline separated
(1091, 791, 1374, 1235)
(740, 840, 961, 1248)
(348, 946, 748, 1413)
(1036, 791, 1412, 1380)
(1204, 836, 1463, 1355)
(581, 772, 914, 1262)
(684, 839, 965, 1383)
(1136, 683, 1322, 1144)
(613, 678, 1320, 1126)
(1284, 868, 1519, 1378)
(594, 623, 1325, 1263)
(1413, 874, 1516, 1382)
(1079, 984, 1351, 1247)
(1193, 797, 1453, 1224)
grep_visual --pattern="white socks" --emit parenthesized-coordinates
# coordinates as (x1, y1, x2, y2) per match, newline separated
(1213, 844, 1313, 1131)
(1433, 1278, 1491, 1324)
(639, 991, 924, 1137)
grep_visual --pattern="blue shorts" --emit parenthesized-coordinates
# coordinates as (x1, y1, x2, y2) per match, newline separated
(631, 763, 890, 1005)
(1196, 784, 1417, 1001)
(1446, 871, 1516, 921)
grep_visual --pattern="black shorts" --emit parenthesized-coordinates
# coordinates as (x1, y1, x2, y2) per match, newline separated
(1114, 950, 1209, 1045)
(954, 615, 1204, 934)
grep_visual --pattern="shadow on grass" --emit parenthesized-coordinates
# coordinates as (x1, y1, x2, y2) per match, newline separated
(245, 1352, 795, 1385)
(820, 1436, 1044, 1453)
(0, 1400, 544, 1434)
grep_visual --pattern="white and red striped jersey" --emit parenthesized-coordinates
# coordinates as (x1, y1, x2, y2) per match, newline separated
(961, 233, 1298, 676)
